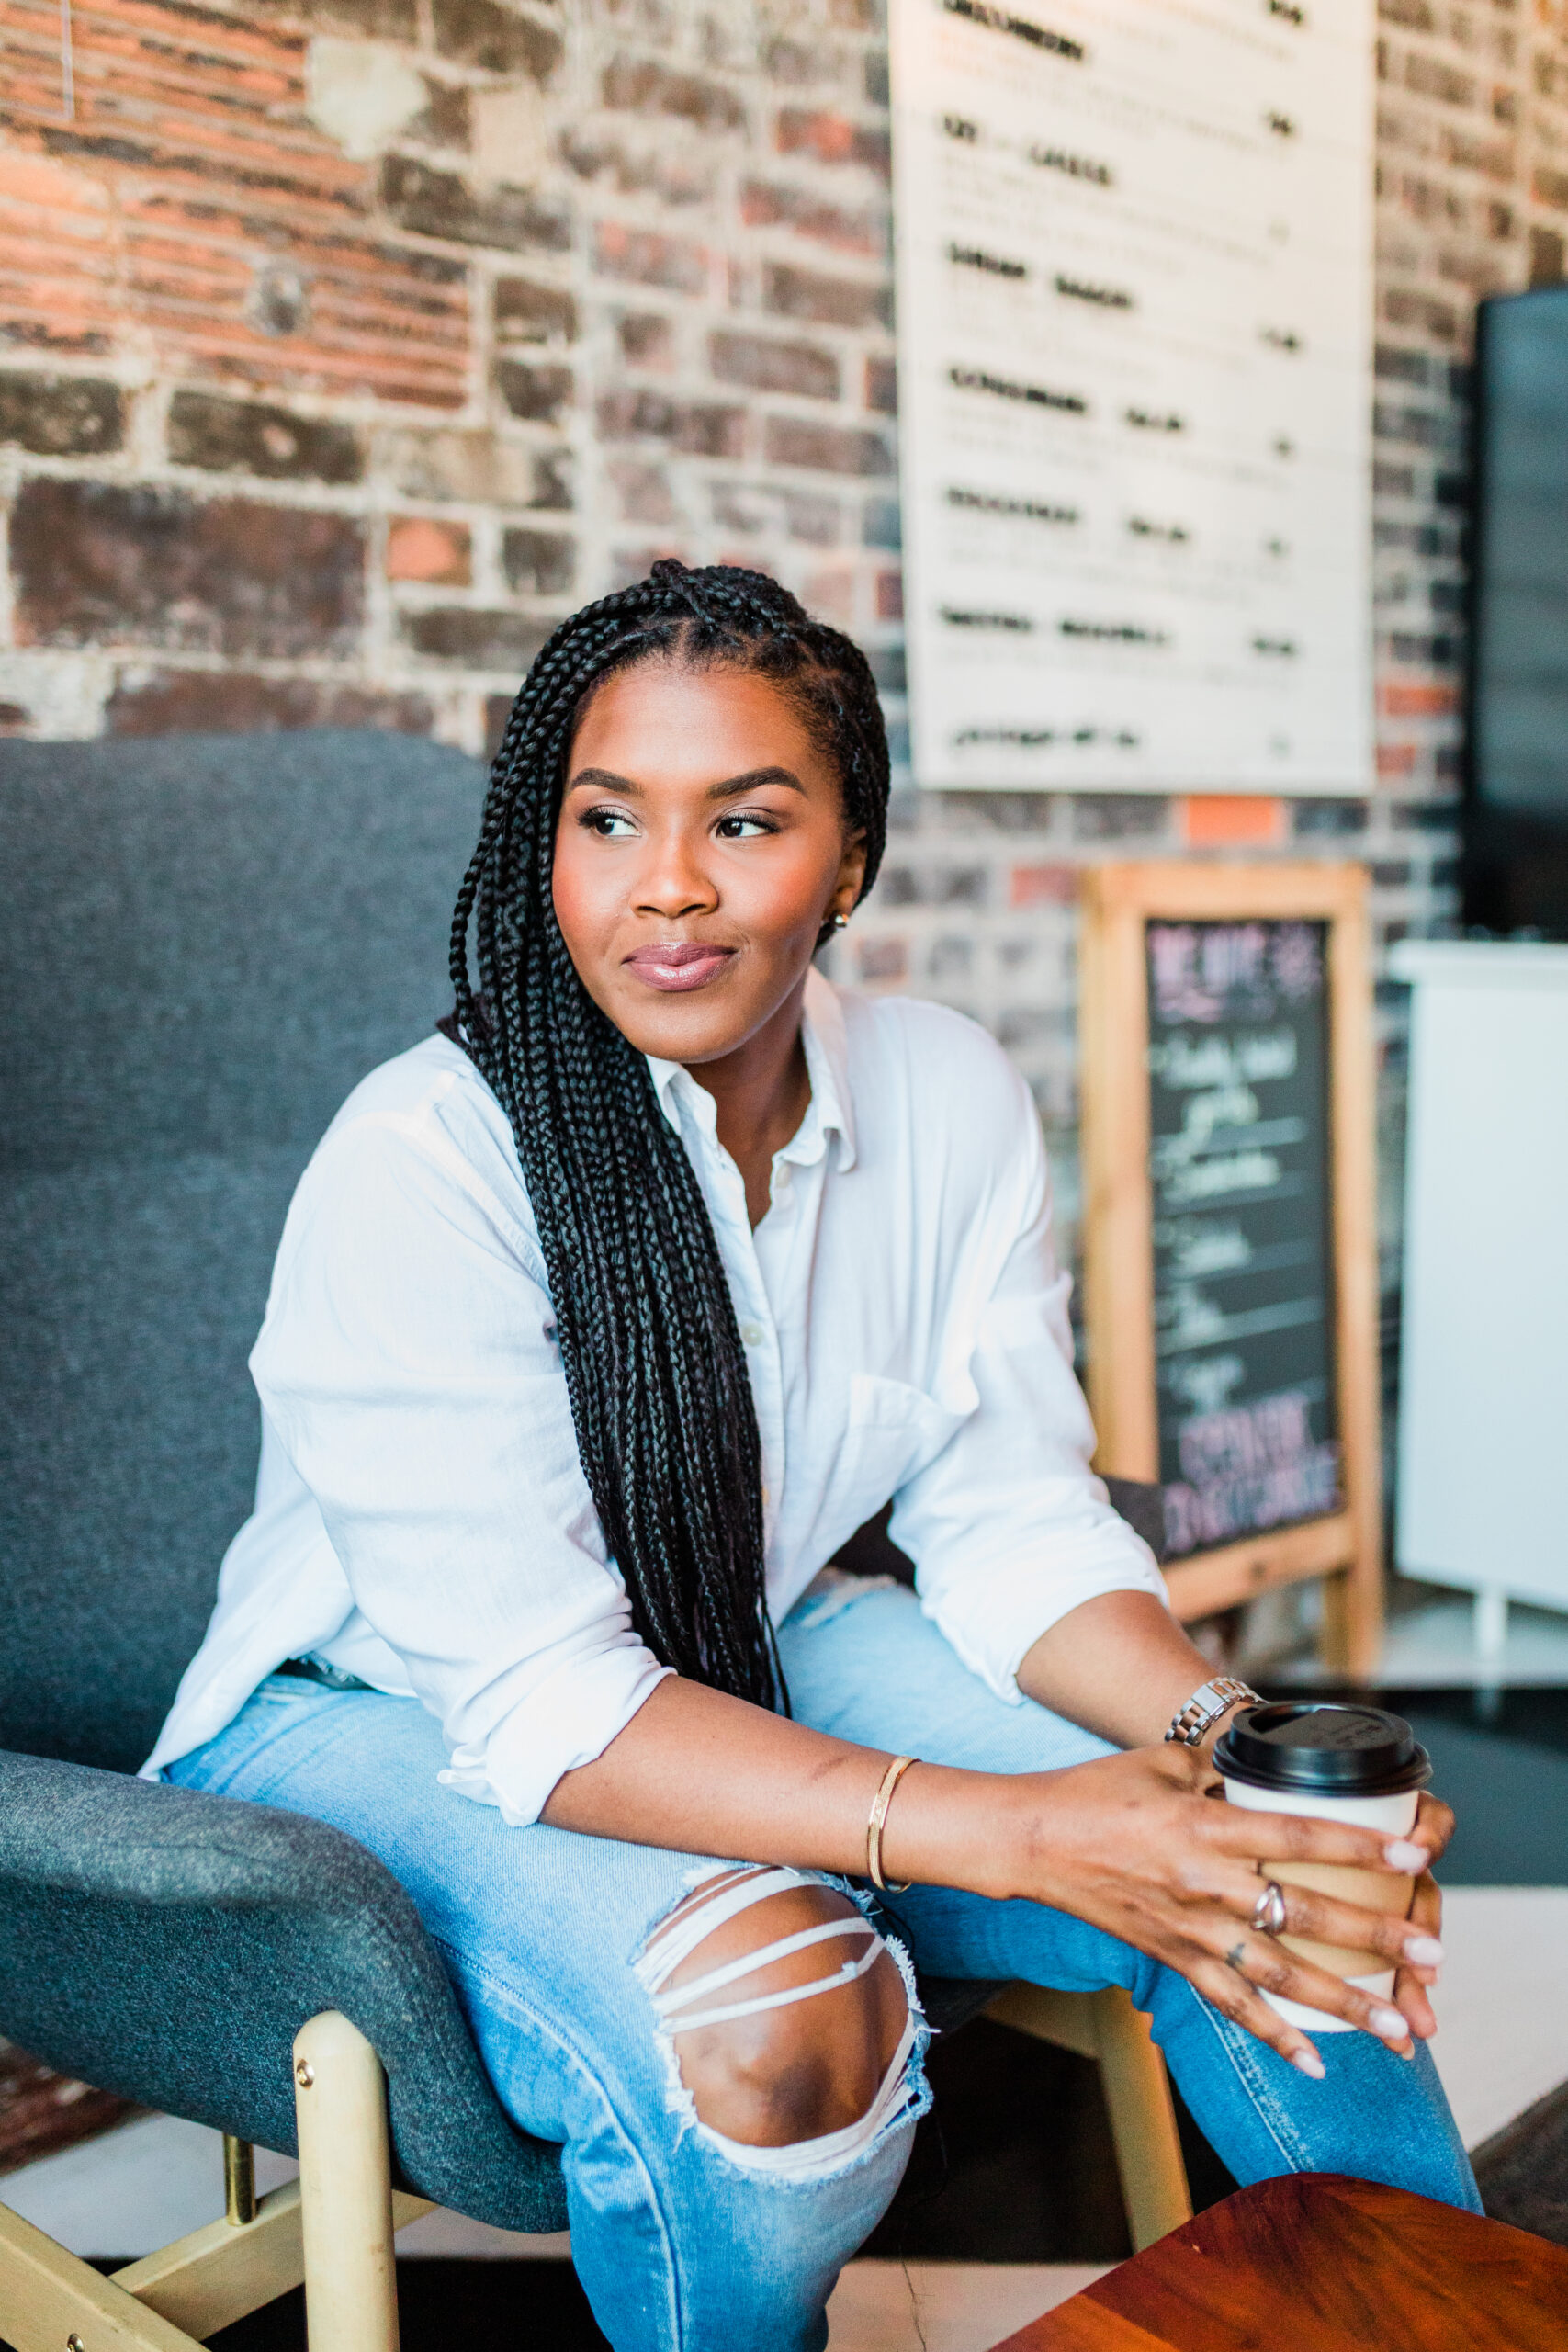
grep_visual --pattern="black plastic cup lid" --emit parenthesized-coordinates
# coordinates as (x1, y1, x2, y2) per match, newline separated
(1213, 1702, 1432, 1797)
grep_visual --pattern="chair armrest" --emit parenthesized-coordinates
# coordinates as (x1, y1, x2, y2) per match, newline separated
(1101, 1477, 1168, 1566)
(0, 1749, 564, 2233)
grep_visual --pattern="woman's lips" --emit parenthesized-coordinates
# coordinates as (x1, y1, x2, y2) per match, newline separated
(623, 943, 737, 993)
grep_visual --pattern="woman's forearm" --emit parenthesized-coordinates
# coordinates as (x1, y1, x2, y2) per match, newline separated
(541, 1592, 1219, 1890)
(540, 1675, 1017, 1897)
(1016, 1589, 1218, 1750)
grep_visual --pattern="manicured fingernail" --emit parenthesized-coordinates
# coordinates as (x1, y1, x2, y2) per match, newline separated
(1371, 2007, 1408, 2041)
(1404, 1935, 1444, 1965)
(1291, 2048, 1326, 2080)
(1385, 1840, 1430, 1871)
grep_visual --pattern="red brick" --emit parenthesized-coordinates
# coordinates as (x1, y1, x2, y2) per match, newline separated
(105, 670, 434, 736)
(12, 480, 365, 659)
(857, 937, 908, 984)
(619, 313, 675, 369)
(386, 516, 471, 585)
(402, 607, 551, 668)
(763, 262, 890, 329)
(495, 360, 574, 424)
(741, 180, 885, 256)
(493, 277, 577, 348)
(601, 56, 747, 132)
(485, 691, 513, 762)
(709, 331, 839, 399)
(0, 36, 472, 408)
(1179, 797, 1286, 848)
(865, 355, 897, 414)
(501, 527, 575, 594)
(431, 0, 560, 80)
(1377, 741, 1419, 778)
(594, 224, 709, 294)
(609, 459, 679, 524)
(875, 568, 903, 620)
(598, 390, 747, 458)
(1383, 680, 1460, 716)
(380, 158, 570, 253)
(1010, 864, 1076, 909)
(775, 109, 890, 176)
(167, 391, 362, 483)
(764, 415, 894, 475)
(0, 373, 124, 457)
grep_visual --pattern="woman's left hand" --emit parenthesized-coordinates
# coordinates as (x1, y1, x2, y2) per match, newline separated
(1390, 1792, 1450, 2041)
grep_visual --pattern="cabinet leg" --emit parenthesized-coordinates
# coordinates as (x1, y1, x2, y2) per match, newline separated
(1474, 1589, 1508, 1662)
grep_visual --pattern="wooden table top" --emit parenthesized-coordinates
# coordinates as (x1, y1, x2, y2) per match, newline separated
(989, 2174, 1568, 2352)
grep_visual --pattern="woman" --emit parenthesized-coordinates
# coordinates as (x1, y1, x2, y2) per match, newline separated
(150, 562, 1475, 2349)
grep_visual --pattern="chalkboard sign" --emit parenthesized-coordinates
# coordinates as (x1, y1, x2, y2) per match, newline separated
(1148, 918, 1339, 1555)
(1079, 865, 1382, 1673)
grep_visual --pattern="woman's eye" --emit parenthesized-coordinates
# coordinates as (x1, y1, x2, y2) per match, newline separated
(716, 812, 777, 840)
(583, 807, 637, 838)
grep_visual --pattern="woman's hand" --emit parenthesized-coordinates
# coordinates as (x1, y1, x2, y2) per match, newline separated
(1389, 1792, 1450, 2043)
(995, 1744, 1453, 2075)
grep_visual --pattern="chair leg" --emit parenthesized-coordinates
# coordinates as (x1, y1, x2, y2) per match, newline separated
(1090, 1987, 1192, 2252)
(293, 2010, 400, 2352)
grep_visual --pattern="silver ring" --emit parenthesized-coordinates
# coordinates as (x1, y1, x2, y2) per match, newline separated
(1250, 1880, 1288, 1937)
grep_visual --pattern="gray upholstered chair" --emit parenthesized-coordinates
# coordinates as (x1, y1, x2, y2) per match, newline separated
(0, 731, 1187, 2352)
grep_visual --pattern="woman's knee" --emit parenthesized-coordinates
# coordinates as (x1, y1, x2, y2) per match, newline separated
(642, 1869, 910, 2152)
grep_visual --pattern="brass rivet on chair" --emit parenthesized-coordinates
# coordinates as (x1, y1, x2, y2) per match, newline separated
(295, 2058, 314, 2087)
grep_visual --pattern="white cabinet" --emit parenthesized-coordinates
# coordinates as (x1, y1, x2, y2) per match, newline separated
(1392, 941, 1568, 1653)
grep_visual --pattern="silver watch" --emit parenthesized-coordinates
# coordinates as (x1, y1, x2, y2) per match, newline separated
(1164, 1676, 1260, 1748)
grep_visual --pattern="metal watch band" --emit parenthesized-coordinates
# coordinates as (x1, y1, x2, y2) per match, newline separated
(1163, 1676, 1261, 1748)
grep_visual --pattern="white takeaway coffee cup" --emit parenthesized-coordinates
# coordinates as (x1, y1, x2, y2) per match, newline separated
(1213, 1702, 1432, 2033)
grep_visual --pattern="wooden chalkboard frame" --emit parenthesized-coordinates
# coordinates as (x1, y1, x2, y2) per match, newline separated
(1078, 862, 1382, 1675)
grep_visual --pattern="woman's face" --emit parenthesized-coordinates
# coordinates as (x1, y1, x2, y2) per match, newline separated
(552, 660, 865, 1067)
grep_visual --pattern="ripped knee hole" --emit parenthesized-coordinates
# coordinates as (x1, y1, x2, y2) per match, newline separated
(637, 1866, 911, 2153)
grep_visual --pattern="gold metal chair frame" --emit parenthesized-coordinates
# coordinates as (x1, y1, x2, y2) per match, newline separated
(0, 1989, 1190, 2350)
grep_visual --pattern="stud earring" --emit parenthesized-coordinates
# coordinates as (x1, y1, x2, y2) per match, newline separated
(831, 911, 849, 931)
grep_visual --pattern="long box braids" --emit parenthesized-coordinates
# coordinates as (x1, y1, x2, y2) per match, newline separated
(446, 560, 890, 1712)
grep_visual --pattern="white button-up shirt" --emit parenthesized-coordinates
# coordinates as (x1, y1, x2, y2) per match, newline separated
(144, 974, 1164, 1821)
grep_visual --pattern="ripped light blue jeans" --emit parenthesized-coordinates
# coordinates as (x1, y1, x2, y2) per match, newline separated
(165, 1575, 1479, 2352)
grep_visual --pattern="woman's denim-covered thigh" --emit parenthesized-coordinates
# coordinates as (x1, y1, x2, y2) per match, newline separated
(164, 1668, 924, 2352)
(167, 1574, 1478, 2350)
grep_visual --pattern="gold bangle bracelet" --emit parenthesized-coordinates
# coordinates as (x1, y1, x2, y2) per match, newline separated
(867, 1753, 917, 1894)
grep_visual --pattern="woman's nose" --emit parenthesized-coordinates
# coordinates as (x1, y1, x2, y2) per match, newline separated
(635, 831, 718, 917)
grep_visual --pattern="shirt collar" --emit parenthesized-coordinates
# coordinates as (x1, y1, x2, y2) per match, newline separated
(645, 967, 856, 1174)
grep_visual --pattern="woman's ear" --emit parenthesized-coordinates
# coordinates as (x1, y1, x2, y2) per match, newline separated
(829, 828, 869, 926)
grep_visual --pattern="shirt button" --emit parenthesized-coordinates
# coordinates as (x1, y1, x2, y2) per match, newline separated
(739, 1320, 764, 1347)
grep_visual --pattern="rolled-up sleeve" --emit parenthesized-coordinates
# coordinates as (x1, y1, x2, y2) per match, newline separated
(891, 1083, 1168, 1703)
(253, 1102, 670, 1825)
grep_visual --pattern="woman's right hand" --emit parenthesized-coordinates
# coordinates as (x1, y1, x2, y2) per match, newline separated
(994, 1741, 1451, 2074)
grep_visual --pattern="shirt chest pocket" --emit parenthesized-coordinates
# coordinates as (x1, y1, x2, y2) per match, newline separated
(840, 1374, 967, 1513)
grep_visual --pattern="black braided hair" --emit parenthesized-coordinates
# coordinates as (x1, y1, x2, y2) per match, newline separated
(446, 560, 891, 1710)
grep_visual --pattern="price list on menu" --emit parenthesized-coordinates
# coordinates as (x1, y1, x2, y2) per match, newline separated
(888, 0, 1375, 793)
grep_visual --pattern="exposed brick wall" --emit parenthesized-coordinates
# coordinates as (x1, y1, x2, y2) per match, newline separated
(2, 0, 1562, 1274)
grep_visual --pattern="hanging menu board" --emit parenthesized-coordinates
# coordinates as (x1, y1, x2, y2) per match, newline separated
(888, 0, 1376, 794)
(1078, 863, 1382, 1671)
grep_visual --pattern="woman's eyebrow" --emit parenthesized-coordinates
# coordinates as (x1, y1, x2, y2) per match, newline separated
(705, 765, 806, 800)
(565, 765, 807, 798)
